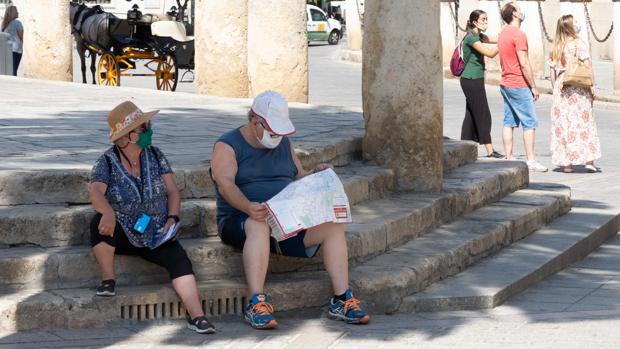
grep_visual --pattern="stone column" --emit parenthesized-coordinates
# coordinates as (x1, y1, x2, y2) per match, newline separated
(614, 1, 620, 91)
(195, 0, 248, 98)
(440, 1, 457, 67)
(362, 0, 443, 192)
(18, 0, 72, 81)
(248, 0, 308, 103)
(519, 1, 545, 79)
(345, 0, 362, 50)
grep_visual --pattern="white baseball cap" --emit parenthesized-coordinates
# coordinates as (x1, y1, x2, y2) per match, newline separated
(250, 91, 296, 136)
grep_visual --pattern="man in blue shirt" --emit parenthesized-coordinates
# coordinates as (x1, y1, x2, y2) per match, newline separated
(211, 91, 370, 329)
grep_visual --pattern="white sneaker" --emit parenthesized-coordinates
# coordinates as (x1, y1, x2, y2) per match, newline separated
(527, 160, 548, 173)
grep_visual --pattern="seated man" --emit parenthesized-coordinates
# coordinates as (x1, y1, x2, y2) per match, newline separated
(211, 91, 370, 329)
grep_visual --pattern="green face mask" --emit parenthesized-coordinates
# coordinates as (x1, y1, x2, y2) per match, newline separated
(134, 127, 153, 149)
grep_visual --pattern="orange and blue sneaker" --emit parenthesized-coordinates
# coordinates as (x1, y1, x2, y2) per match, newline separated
(327, 289, 370, 324)
(245, 293, 278, 329)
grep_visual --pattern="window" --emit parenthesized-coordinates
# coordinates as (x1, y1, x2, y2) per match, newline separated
(310, 9, 326, 22)
(0, 0, 11, 5)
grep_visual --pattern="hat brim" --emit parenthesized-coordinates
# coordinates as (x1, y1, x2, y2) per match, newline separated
(109, 110, 159, 142)
(252, 111, 295, 136)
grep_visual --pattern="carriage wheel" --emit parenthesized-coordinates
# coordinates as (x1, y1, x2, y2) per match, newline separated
(97, 52, 120, 87)
(156, 54, 178, 91)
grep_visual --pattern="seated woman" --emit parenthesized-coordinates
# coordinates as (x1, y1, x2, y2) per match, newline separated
(89, 101, 215, 334)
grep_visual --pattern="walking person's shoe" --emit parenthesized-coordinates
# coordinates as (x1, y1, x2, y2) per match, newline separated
(486, 151, 505, 159)
(327, 289, 370, 324)
(245, 293, 278, 329)
(187, 315, 216, 334)
(585, 164, 600, 173)
(526, 160, 548, 173)
(95, 279, 116, 297)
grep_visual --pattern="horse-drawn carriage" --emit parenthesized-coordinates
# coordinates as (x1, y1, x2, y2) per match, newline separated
(70, 1, 194, 91)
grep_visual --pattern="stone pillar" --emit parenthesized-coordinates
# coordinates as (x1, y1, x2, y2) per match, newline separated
(362, 1, 443, 192)
(519, 1, 545, 79)
(345, 0, 362, 50)
(248, 0, 308, 103)
(195, 0, 248, 98)
(614, 0, 620, 91)
(440, 1, 457, 67)
(18, 0, 72, 81)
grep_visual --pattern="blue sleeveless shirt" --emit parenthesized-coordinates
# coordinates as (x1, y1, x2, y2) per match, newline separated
(215, 127, 298, 230)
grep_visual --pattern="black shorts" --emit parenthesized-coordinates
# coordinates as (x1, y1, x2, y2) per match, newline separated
(90, 213, 194, 280)
(219, 213, 320, 258)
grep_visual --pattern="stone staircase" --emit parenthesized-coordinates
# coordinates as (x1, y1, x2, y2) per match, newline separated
(0, 137, 575, 331)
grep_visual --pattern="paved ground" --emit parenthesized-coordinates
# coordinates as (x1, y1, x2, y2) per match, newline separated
(1, 41, 620, 348)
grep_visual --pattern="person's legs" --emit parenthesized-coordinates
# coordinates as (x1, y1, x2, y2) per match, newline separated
(500, 86, 520, 160)
(503, 127, 515, 160)
(12, 52, 21, 76)
(171, 274, 204, 319)
(304, 222, 348, 295)
(243, 218, 271, 296)
(90, 214, 117, 281)
(523, 128, 536, 161)
(92, 242, 116, 281)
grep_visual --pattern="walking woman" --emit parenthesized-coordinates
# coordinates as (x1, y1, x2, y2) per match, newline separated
(460, 10, 503, 158)
(1, 5, 23, 76)
(548, 15, 601, 173)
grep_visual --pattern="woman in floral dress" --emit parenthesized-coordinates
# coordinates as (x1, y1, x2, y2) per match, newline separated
(548, 15, 601, 173)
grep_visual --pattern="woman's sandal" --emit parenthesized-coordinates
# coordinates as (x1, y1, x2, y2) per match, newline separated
(585, 164, 600, 173)
(563, 166, 573, 173)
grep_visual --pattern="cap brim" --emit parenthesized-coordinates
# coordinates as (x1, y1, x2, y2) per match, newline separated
(109, 109, 159, 141)
(261, 117, 295, 136)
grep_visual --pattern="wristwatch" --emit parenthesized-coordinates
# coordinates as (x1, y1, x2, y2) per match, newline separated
(167, 215, 180, 223)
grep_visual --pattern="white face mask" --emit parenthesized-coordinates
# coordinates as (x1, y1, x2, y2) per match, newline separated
(256, 123, 282, 149)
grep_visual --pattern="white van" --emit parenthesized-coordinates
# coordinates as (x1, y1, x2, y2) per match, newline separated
(307, 4, 342, 45)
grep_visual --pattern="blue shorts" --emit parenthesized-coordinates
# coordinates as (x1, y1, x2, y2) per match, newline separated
(218, 213, 320, 258)
(500, 85, 539, 130)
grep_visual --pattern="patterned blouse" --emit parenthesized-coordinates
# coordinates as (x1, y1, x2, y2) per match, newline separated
(90, 146, 173, 248)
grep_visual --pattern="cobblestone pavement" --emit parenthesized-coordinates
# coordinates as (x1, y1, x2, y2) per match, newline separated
(1, 42, 620, 348)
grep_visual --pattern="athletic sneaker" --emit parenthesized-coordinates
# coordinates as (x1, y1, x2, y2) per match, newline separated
(327, 290, 370, 324)
(96, 279, 116, 297)
(527, 160, 548, 173)
(187, 315, 216, 334)
(245, 293, 278, 329)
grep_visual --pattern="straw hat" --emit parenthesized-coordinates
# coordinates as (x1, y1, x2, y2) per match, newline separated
(107, 101, 159, 142)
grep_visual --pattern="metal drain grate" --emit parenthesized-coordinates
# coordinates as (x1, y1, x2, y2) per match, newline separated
(120, 296, 247, 320)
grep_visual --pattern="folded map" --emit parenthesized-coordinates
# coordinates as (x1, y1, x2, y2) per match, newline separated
(266, 168, 352, 241)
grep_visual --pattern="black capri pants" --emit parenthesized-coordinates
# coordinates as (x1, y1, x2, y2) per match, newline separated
(90, 213, 194, 280)
(460, 77, 493, 145)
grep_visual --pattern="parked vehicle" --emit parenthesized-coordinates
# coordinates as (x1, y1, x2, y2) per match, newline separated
(306, 4, 342, 45)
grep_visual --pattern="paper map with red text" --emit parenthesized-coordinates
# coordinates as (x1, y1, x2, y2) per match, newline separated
(266, 168, 352, 241)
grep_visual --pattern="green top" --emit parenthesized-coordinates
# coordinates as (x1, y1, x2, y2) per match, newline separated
(461, 29, 485, 80)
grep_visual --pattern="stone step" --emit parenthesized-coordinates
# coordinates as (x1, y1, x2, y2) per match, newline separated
(0, 139, 476, 248)
(0, 162, 397, 248)
(0, 138, 476, 206)
(0, 183, 569, 331)
(0, 160, 527, 292)
(399, 199, 620, 313)
(0, 136, 364, 206)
